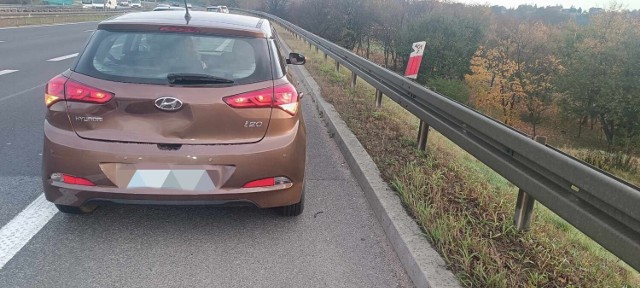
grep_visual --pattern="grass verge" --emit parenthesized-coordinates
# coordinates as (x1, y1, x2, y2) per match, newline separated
(278, 27, 640, 287)
(0, 14, 114, 28)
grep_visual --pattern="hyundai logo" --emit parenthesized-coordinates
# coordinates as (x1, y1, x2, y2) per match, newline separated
(155, 97, 183, 111)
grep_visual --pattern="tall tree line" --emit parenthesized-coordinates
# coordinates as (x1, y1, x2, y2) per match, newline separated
(260, 0, 640, 151)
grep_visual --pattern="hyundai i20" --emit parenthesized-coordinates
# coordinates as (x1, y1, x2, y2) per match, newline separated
(42, 11, 307, 216)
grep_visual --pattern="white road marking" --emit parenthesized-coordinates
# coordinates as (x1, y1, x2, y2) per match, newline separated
(0, 41, 5, 43)
(216, 39, 233, 51)
(84, 30, 95, 32)
(0, 84, 45, 104)
(0, 194, 58, 270)
(47, 53, 78, 62)
(0, 70, 18, 76)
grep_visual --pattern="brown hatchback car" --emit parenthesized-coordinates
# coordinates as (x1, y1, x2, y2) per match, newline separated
(42, 11, 307, 216)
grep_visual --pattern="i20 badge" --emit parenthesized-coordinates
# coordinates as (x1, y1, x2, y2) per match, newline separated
(155, 97, 183, 112)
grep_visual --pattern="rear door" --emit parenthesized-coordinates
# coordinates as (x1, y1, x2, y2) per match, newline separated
(69, 29, 275, 145)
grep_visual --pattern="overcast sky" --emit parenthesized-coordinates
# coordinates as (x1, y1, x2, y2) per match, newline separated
(452, 0, 640, 10)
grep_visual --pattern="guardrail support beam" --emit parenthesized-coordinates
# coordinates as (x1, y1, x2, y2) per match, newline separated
(417, 120, 429, 151)
(350, 72, 357, 88)
(514, 189, 536, 231)
(375, 90, 383, 108)
(513, 136, 547, 231)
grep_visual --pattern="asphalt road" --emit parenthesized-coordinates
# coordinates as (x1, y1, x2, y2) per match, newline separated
(0, 22, 413, 287)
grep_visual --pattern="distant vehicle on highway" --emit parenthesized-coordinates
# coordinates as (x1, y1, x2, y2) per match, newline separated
(118, 0, 130, 7)
(81, 0, 117, 9)
(130, 0, 141, 8)
(42, 11, 308, 216)
(105, 0, 118, 9)
(81, 0, 93, 8)
(206, 5, 229, 13)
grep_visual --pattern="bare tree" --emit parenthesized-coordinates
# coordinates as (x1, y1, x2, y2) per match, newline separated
(263, 0, 289, 17)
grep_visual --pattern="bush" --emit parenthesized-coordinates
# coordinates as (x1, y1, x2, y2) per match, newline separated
(428, 78, 470, 104)
(573, 150, 638, 174)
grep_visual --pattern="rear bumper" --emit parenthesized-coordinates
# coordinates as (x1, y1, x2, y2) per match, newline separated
(42, 120, 306, 208)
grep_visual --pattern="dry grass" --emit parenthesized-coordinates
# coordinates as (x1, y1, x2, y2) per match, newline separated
(278, 27, 640, 287)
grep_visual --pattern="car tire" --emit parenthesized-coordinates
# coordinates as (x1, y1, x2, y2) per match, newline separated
(279, 190, 304, 217)
(55, 204, 96, 214)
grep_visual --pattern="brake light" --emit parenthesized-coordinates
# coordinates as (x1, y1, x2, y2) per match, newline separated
(51, 173, 95, 186)
(45, 75, 113, 107)
(66, 80, 113, 104)
(223, 84, 299, 115)
(159, 26, 200, 33)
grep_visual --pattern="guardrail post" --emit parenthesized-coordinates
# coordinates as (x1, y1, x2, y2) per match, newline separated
(350, 72, 357, 88)
(309, 42, 312, 49)
(375, 90, 383, 108)
(417, 120, 429, 151)
(324, 53, 328, 61)
(335, 61, 340, 72)
(513, 136, 547, 231)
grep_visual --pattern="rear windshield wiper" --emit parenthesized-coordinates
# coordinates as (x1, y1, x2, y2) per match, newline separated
(167, 73, 234, 86)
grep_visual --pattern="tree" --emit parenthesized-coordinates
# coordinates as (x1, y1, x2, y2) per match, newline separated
(395, 3, 490, 80)
(263, 0, 288, 17)
(465, 47, 524, 125)
(520, 55, 562, 136)
(557, 10, 640, 147)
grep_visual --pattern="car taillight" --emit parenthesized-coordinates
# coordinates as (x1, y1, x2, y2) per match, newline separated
(223, 84, 299, 115)
(51, 173, 95, 186)
(45, 75, 114, 107)
(45, 75, 66, 107)
(242, 176, 292, 188)
(65, 80, 113, 104)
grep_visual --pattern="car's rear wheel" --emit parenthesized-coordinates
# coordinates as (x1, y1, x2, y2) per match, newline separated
(55, 204, 96, 214)
(279, 190, 304, 216)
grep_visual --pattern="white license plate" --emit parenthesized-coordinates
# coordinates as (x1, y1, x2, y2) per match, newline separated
(127, 169, 215, 191)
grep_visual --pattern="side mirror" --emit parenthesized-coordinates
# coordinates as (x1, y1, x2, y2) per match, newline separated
(286, 52, 306, 65)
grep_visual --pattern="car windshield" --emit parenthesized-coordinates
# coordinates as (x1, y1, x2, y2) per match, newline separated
(74, 30, 272, 85)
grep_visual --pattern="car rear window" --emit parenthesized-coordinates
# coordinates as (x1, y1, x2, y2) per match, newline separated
(74, 30, 273, 85)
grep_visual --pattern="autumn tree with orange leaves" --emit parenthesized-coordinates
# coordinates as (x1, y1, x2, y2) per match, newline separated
(466, 20, 561, 136)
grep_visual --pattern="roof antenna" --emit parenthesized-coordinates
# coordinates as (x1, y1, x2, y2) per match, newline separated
(183, 0, 191, 24)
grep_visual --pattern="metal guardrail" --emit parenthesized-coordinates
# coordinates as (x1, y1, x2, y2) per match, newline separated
(0, 5, 84, 13)
(0, 5, 135, 14)
(0, 10, 124, 17)
(237, 9, 640, 271)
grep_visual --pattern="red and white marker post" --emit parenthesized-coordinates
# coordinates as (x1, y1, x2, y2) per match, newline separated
(404, 41, 426, 79)
(404, 41, 430, 151)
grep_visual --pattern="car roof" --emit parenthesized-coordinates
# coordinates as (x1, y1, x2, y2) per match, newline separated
(99, 11, 272, 38)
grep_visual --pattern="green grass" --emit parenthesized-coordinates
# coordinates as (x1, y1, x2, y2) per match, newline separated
(278, 27, 640, 287)
(0, 14, 114, 28)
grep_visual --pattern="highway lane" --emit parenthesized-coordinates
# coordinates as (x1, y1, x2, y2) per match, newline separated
(0, 22, 413, 287)
(0, 22, 96, 96)
(0, 22, 99, 228)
